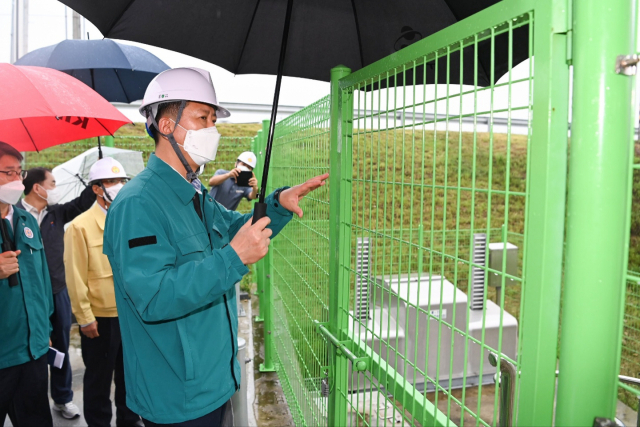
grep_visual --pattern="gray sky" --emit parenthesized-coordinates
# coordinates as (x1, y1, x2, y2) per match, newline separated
(0, 0, 331, 108)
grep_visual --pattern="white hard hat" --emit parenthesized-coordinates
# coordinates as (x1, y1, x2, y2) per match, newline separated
(89, 157, 128, 182)
(139, 67, 231, 129)
(237, 151, 257, 169)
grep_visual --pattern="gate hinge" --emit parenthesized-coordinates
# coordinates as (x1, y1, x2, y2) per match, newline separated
(566, 29, 573, 65)
(314, 320, 370, 371)
(615, 54, 640, 76)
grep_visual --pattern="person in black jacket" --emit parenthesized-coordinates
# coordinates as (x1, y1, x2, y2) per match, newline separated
(17, 167, 95, 420)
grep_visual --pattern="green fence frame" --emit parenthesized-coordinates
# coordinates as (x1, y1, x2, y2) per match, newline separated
(260, 0, 639, 425)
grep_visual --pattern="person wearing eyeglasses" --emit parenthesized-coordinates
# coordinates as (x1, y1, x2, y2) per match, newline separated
(15, 168, 96, 420)
(64, 157, 141, 427)
(0, 141, 54, 427)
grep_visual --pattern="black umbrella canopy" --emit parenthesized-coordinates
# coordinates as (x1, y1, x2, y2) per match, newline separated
(15, 39, 170, 103)
(58, 0, 527, 87)
(59, 0, 529, 224)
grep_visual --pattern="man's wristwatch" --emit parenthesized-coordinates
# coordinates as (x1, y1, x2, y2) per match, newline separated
(274, 187, 290, 203)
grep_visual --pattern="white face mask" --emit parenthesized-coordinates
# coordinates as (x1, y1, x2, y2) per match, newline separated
(101, 183, 124, 204)
(0, 180, 25, 205)
(36, 184, 62, 206)
(238, 165, 250, 172)
(172, 120, 221, 166)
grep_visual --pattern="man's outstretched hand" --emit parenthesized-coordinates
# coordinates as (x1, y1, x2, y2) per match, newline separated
(279, 173, 329, 218)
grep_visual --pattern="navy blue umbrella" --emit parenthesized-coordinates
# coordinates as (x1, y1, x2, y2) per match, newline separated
(15, 39, 170, 103)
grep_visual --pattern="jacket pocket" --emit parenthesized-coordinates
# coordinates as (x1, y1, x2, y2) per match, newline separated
(19, 234, 44, 281)
(87, 276, 116, 312)
(22, 236, 43, 251)
(87, 238, 112, 277)
(177, 320, 195, 381)
(176, 231, 210, 256)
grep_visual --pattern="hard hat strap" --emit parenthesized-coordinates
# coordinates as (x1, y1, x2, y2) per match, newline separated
(100, 182, 114, 204)
(149, 100, 199, 182)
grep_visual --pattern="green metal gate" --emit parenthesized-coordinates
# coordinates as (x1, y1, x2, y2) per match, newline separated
(257, 0, 638, 424)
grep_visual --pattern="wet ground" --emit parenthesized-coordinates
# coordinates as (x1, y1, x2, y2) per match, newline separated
(251, 293, 295, 427)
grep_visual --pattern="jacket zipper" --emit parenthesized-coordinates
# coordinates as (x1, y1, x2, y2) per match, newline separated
(223, 294, 239, 390)
(201, 191, 239, 391)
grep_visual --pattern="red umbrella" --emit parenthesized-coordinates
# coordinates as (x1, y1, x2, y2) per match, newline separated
(0, 64, 131, 151)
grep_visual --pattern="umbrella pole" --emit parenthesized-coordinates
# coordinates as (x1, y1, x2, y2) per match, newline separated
(252, 0, 294, 224)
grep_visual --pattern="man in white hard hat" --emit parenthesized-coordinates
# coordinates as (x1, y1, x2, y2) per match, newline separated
(208, 151, 259, 210)
(102, 67, 328, 426)
(65, 157, 142, 427)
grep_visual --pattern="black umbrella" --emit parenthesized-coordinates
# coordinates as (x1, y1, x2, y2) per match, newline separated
(15, 39, 170, 103)
(59, 0, 527, 222)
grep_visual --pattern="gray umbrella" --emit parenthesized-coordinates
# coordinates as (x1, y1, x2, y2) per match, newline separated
(15, 39, 170, 103)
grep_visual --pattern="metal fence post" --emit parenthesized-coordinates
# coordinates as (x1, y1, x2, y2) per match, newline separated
(259, 243, 276, 372)
(104, 135, 114, 147)
(516, 0, 571, 425)
(556, 0, 637, 424)
(259, 119, 276, 372)
(253, 127, 266, 323)
(328, 64, 352, 427)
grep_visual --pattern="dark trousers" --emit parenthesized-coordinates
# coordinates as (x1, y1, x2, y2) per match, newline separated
(81, 316, 140, 427)
(0, 355, 53, 427)
(142, 400, 230, 427)
(50, 287, 73, 404)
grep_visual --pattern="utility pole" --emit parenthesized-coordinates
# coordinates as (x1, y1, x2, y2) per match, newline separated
(72, 10, 82, 39)
(10, 0, 28, 63)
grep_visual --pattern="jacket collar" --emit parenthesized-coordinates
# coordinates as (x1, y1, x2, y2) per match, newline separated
(147, 154, 196, 205)
(11, 205, 30, 233)
(89, 202, 106, 231)
(12, 205, 29, 222)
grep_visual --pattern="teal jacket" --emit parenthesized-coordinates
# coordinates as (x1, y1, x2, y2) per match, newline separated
(103, 154, 292, 424)
(0, 206, 53, 369)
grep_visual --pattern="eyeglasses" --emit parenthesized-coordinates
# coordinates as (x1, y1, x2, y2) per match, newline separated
(0, 170, 27, 179)
(102, 178, 128, 185)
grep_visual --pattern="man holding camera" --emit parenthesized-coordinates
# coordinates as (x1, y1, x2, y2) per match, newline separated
(208, 151, 258, 210)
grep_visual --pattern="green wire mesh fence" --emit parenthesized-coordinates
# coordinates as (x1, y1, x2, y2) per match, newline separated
(266, 96, 332, 426)
(336, 11, 532, 426)
(261, 3, 541, 424)
(620, 147, 640, 410)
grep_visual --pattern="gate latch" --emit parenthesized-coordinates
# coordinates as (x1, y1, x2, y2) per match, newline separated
(615, 54, 640, 75)
(314, 321, 370, 372)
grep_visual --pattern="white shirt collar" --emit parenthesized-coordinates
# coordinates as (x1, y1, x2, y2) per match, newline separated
(20, 198, 47, 226)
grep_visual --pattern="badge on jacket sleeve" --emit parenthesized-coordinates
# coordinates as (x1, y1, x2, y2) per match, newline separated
(24, 227, 33, 239)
